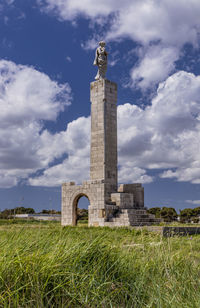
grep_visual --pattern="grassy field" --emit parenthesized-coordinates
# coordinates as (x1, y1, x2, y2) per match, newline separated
(0, 221, 199, 307)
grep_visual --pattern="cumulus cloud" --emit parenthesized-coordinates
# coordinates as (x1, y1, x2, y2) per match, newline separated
(0, 60, 71, 187)
(37, 0, 200, 88)
(118, 166, 153, 184)
(30, 70, 200, 187)
(131, 46, 179, 89)
(29, 153, 90, 187)
(2, 63, 200, 187)
(118, 71, 200, 183)
(37, 0, 117, 21)
(29, 116, 90, 186)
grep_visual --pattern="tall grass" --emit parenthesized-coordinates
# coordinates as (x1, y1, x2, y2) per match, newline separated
(0, 222, 199, 307)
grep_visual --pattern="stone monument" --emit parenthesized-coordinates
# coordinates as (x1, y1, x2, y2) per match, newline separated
(61, 42, 160, 226)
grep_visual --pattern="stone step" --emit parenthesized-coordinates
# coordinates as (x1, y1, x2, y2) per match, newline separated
(120, 209, 147, 213)
(109, 219, 160, 225)
(112, 213, 155, 220)
(105, 207, 161, 227)
(104, 221, 158, 227)
(114, 212, 147, 217)
(107, 209, 161, 226)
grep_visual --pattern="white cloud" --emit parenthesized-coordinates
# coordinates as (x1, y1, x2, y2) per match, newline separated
(109, 50, 120, 67)
(37, 0, 118, 21)
(161, 167, 200, 184)
(118, 71, 200, 182)
(29, 116, 90, 186)
(81, 37, 102, 51)
(6, 0, 15, 5)
(2, 64, 200, 188)
(105, 1, 200, 46)
(0, 173, 17, 188)
(38, 0, 200, 88)
(0, 60, 71, 187)
(131, 46, 179, 89)
(186, 200, 200, 205)
(30, 70, 200, 187)
(66, 56, 72, 62)
(29, 154, 90, 187)
(118, 166, 153, 184)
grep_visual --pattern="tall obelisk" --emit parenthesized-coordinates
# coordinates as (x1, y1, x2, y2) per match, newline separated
(90, 79, 118, 196)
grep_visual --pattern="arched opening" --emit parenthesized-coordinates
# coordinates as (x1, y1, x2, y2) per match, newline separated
(72, 194, 90, 226)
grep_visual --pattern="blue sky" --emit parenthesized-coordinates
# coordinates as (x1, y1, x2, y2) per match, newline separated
(1, 0, 200, 212)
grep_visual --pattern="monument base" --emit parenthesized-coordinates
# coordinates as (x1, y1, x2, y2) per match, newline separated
(62, 181, 160, 227)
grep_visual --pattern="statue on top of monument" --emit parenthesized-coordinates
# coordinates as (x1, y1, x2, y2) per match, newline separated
(93, 41, 108, 80)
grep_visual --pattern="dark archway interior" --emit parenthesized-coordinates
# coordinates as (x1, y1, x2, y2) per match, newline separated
(76, 195, 90, 225)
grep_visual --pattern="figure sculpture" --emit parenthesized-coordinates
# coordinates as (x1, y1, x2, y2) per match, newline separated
(93, 41, 108, 80)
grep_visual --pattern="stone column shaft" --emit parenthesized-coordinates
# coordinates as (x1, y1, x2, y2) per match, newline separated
(90, 79, 117, 191)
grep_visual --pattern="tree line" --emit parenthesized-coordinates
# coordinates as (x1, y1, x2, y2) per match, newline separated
(0, 207, 61, 219)
(0, 206, 199, 223)
(147, 206, 200, 223)
(0, 207, 86, 220)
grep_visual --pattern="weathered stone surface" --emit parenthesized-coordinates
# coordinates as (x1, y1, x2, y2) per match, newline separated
(61, 79, 160, 227)
(62, 180, 107, 226)
(111, 193, 134, 208)
(90, 79, 117, 190)
(163, 226, 200, 237)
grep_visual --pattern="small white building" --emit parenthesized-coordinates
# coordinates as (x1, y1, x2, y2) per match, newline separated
(14, 214, 61, 221)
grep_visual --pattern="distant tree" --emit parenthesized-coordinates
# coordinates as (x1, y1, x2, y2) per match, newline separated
(41, 209, 49, 214)
(77, 209, 88, 221)
(40, 209, 61, 214)
(147, 207, 161, 218)
(0, 209, 11, 219)
(160, 207, 178, 222)
(180, 208, 194, 223)
(14, 207, 35, 214)
(193, 217, 199, 224)
(192, 207, 200, 217)
(0, 207, 35, 219)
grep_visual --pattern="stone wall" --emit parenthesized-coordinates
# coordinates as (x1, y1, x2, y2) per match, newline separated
(62, 180, 108, 226)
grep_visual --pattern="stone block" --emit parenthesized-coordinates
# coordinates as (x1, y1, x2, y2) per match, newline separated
(121, 193, 134, 208)
(118, 183, 141, 193)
